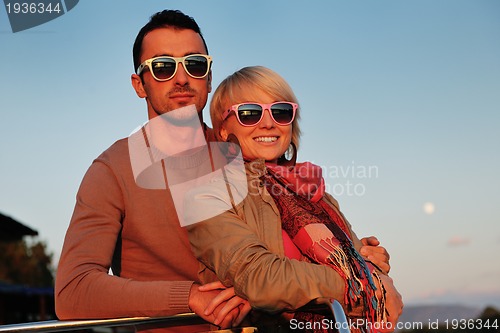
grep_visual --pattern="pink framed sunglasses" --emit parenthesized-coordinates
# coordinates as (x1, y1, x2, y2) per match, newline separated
(221, 101, 298, 127)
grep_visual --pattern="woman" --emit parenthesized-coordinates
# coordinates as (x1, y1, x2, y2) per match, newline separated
(186, 66, 402, 332)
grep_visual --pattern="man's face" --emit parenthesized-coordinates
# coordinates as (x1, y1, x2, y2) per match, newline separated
(132, 27, 212, 120)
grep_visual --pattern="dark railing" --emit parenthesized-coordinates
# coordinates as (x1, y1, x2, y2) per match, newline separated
(0, 300, 350, 333)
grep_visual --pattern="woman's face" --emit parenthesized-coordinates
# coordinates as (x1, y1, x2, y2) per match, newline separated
(220, 92, 293, 164)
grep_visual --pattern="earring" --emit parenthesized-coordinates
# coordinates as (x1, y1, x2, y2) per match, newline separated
(224, 134, 241, 162)
(277, 142, 297, 167)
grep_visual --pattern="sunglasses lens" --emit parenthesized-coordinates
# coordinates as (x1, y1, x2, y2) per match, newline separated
(151, 58, 176, 80)
(237, 104, 263, 126)
(184, 55, 210, 78)
(271, 103, 295, 124)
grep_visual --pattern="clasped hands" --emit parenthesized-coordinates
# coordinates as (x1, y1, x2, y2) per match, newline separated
(189, 281, 251, 329)
(188, 236, 396, 329)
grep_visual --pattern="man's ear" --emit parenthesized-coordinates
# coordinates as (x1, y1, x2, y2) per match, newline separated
(207, 70, 212, 93)
(131, 74, 147, 98)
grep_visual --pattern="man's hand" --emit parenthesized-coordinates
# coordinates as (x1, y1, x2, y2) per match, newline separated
(376, 274, 404, 332)
(360, 236, 391, 274)
(198, 281, 251, 327)
(188, 282, 251, 328)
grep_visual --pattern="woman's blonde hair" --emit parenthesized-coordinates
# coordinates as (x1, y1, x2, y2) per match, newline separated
(210, 66, 301, 150)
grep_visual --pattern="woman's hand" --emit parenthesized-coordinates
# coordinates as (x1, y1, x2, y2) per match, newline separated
(198, 281, 252, 327)
(360, 236, 391, 274)
(375, 274, 404, 332)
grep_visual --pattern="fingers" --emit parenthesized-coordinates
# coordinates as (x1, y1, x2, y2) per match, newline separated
(191, 283, 251, 329)
(214, 295, 247, 327)
(361, 244, 391, 274)
(215, 307, 238, 328)
(234, 301, 252, 327)
(198, 281, 225, 292)
(361, 236, 380, 246)
(379, 276, 404, 332)
(360, 244, 389, 258)
(204, 287, 235, 316)
(374, 261, 391, 275)
(384, 311, 402, 332)
(377, 307, 403, 333)
(196, 283, 252, 328)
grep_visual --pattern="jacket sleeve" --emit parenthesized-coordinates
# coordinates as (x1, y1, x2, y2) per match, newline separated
(186, 195, 348, 312)
(55, 160, 193, 319)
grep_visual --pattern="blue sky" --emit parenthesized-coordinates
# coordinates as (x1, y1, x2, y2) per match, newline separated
(1, 1, 499, 309)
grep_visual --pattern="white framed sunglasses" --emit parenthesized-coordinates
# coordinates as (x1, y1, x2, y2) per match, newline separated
(136, 54, 212, 81)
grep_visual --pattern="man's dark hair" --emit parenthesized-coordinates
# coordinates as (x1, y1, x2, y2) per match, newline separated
(133, 9, 209, 73)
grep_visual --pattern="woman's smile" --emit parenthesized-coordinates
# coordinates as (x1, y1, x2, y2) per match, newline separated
(254, 136, 279, 143)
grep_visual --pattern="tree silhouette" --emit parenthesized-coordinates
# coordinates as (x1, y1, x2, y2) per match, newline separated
(0, 239, 54, 287)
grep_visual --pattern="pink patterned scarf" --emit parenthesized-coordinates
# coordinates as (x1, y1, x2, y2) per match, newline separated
(265, 162, 386, 333)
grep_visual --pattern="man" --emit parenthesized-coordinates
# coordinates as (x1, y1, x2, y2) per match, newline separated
(55, 9, 393, 332)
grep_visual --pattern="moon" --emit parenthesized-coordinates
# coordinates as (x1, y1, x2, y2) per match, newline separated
(423, 202, 435, 215)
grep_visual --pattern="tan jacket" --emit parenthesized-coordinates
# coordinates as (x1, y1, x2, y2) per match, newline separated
(187, 159, 364, 313)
